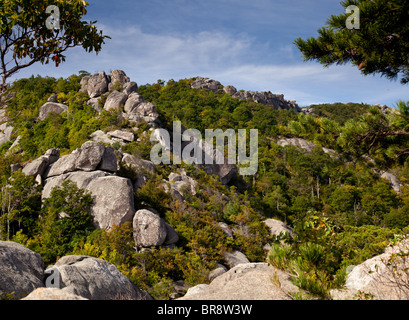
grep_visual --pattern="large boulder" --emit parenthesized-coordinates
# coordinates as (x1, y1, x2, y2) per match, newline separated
(124, 92, 145, 113)
(122, 153, 156, 174)
(38, 102, 68, 120)
(22, 287, 88, 300)
(98, 146, 118, 172)
(0, 241, 45, 299)
(75, 141, 105, 172)
(87, 71, 109, 98)
(86, 176, 135, 229)
(46, 150, 81, 177)
(133, 209, 167, 248)
(331, 238, 409, 300)
(263, 219, 293, 237)
(109, 69, 130, 87)
(42, 171, 135, 229)
(222, 250, 250, 268)
(53, 255, 151, 300)
(22, 156, 50, 177)
(179, 263, 299, 300)
(0, 123, 13, 147)
(103, 90, 128, 111)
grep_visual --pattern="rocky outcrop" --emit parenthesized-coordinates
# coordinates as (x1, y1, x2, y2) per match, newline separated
(87, 71, 109, 98)
(38, 102, 68, 120)
(179, 263, 299, 300)
(191, 77, 300, 112)
(122, 153, 156, 174)
(0, 241, 45, 299)
(133, 209, 178, 249)
(53, 255, 152, 300)
(104, 90, 128, 111)
(43, 171, 135, 230)
(165, 170, 198, 200)
(331, 238, 409, 300)
(0, 122, 13, 147)
(263, 219, 293, 237)
(133, 209, 167, 248)
(277, 137, 337, 158)
(222, 250, 250, 268)
(191, 77, 222, 92)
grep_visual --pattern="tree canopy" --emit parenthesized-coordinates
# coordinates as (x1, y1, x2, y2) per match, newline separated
(295, 0, 409, 84)
(0, 0, 109, 92)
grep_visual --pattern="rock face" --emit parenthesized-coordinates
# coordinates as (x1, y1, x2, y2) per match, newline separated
(0, 241, 45, 298)
(222, 250, 250, 268)
(38, 102, 68, 120)
(191, 77, 300, 112)
(0, 123, 13, 147)
(75, 141, 106, 172)
(263, 219, 293, 237)
(277, 137, 337, 157)
(167, 170, 198, 200)
(54, 255, 151, 300)
(191, 77, 222, 92)
(86, 176, 135, 229)
(22, 287, 88, 300)
(133, 209, 168, 248)
(104, 90, 128, 111)
(331, 238, 409, 300)
(87, 71, 109, 98)
(43, 171, 135, 230)
(179, 263, 299, 300)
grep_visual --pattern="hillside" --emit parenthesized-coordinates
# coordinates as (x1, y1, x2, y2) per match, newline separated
(1, 70, 409, 300)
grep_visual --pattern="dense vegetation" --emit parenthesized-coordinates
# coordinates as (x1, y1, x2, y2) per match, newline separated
(1, 74, 408, 299)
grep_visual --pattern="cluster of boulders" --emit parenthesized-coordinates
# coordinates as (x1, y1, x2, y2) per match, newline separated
(190, 77, 301, 112)
(13, 137, 179, 251)
(0, 241, 151, 300)
(81, 70, 159, 127)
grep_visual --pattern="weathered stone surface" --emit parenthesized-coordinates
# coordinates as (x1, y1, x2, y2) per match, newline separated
(108, 130, 135, 142)
(22, 287, 88, 300)
(123, 81, 139, 95)
(87, 97, 102, 112)
(44, 148, 60, 164)
(75, 141, 105, 172)
(208, 264, 228, 282)
(232, 90, 301, 112)
(184, 284, 209, 297)
(54, 255, 151, 300)
(331, 238, 409, 300)
(277, 137, 337, 157)
(222, 250, 250, 268)
(168, 171, 198, 199)
(381, 171, 402, 193)
(179, 263, 298, 300)
(90, 130, 120, 145)
(46, 150, 81, 177)
(133, 209, 167, 248)
(104, 90, 128, 111)
(223, 85, 237, 95)
(263, 219, 293, 237)
(98, 146, 118, 172)
(122, 153, 156, 174)
(109, 69, 130, 86)
(86, 176, 135, 229)
(191, 77, 221, 92)
(87, 71, 109, 98)
(47, 94, 58, 102)
(0, 123, 13, 147)
(38, 102, 68, 120)
(124, 92, 145, 113)
(42, 170, 109, 199)
(0, 241, 45, 299)
(22, 156, 49, 177)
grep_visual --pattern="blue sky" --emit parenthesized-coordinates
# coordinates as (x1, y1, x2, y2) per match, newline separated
(12, 0, 409, 107)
